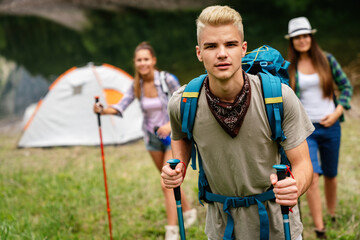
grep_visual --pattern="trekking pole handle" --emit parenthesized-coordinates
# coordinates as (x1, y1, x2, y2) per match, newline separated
(167, 159, 181, 201)
(94, 96, 101, 127)
(168, 159, 187, 240)
(273, 164, 289, 214)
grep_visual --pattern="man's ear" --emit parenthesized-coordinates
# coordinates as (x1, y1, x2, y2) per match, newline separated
(196, 45, 202, 62)
(242, 41, 248, 57)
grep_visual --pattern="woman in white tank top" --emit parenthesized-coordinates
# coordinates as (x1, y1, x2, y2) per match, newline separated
(285, 17, 353, 239)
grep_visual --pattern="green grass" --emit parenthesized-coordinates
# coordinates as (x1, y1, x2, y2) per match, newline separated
(0, 117, 359, 239)
(300, 117, 360, 240)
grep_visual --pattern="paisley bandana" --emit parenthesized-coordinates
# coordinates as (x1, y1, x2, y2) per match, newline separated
(204, 72, 251, 138)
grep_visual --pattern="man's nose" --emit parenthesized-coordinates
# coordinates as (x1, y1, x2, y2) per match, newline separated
(217, 46, 228, 58)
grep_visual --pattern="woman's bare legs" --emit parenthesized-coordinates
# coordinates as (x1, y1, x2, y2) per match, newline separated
(306, 173, 325, 230)
(324, 176, 337, 217)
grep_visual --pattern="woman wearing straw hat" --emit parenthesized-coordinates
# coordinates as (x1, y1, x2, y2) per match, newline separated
(285, 17, 353, 239)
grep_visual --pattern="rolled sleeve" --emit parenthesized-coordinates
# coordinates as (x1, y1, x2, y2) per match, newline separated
(281, 84, 314, 151)
(111, 84, 136, 116)
(168, 85, 188, 140)
(166, 72, 181, 95)
(327, 53, 353, 110)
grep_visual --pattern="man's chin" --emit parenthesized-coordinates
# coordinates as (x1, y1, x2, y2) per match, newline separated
(212, 73, 232, 81)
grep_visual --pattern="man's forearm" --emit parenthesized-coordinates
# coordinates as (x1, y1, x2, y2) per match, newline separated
(286, 140, 313, 197)
(171, 138, 192, 166)
(292, 160, 313, 197)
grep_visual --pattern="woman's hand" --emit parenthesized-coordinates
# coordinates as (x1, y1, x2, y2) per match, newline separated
(320, 105, 344, 127)
(156, 122, 171, 138)
(93, 102, 104, 114)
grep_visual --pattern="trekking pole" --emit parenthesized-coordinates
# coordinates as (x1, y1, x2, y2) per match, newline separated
(273, 164, 291, 240)
(167, 159, 186, 240)
(95, 96, 113, 240)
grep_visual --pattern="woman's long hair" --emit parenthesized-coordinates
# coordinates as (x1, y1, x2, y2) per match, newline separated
(133, 41, 156, 99)
(287, 35, 334, 99)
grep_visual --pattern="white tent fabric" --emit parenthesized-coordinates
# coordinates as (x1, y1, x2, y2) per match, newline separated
(18, 63, 143, 147)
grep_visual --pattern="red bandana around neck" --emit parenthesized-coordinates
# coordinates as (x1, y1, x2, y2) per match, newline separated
(204, 72, 251, 138)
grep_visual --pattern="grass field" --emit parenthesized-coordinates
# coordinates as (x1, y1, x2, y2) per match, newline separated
(0, 117, 359, 240)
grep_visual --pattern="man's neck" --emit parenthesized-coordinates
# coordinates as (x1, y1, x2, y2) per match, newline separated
(208, 71, 244, 103)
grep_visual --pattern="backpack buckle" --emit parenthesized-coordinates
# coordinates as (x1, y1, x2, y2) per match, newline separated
(243, 198, 250, 208)
(226, 197, 252, 208)
(260, 61, 268, 67)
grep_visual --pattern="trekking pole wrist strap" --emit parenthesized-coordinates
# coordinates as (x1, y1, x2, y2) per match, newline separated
(180, 161, 187, 178)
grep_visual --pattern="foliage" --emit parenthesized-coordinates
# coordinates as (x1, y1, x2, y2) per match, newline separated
(0, 8, 201, 84)
(0, 16, 91, 79)
(0, 2, 359, 85)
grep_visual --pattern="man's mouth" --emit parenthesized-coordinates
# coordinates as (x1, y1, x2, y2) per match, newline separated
(215, 62, 231, 69)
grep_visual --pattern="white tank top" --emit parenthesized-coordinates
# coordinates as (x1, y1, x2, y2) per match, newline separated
(298, 71, 335, 123)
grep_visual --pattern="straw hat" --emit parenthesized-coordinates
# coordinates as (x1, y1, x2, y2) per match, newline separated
(285, 17, 317, 39)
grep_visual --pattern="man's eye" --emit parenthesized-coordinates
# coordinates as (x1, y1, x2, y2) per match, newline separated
(205, 45, 215, 49)
(227, 43, 237, 47)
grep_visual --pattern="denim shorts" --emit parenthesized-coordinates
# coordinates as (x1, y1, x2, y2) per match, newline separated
(306, 121, 341, 177)
(145, 131, 171, 152)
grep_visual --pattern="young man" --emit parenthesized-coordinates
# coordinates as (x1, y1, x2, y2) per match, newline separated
(161, 5, 314, 240)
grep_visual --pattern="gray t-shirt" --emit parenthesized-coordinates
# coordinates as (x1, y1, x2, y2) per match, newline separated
(169, 73, 314, 240)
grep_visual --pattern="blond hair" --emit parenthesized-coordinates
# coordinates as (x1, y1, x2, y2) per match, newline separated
(196, 5, 244, 43)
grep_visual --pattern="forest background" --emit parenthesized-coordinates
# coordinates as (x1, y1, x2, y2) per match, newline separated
(0, 0, 359, 105)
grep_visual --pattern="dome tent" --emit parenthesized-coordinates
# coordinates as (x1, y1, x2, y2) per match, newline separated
(18, 63, 143, 148)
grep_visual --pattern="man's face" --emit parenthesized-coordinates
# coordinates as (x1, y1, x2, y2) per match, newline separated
(196, 24, 247, 82)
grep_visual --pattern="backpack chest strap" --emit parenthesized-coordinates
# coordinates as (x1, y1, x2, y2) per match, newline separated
(205, 190, 275, 240)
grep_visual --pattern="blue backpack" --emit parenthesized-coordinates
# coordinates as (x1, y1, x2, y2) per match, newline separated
(180, 45, 290, 240)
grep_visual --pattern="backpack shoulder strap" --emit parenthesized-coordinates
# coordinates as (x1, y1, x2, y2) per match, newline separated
(259, 72, 285, 142)
(259, 72, 290, 167)
(180, 74, 207, 140)
(179, 73, 209, 205)
(159, 71, 170, 98)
